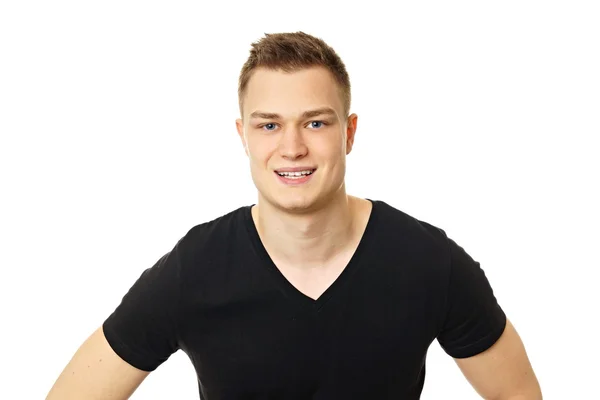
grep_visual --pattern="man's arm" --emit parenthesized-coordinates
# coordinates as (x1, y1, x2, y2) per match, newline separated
(46, 326, 150, 400)
(454, 319, 542, 400)
(46, 239, 186, 399)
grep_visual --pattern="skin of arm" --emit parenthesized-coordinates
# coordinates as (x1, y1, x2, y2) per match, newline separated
(46, 326, 151, 400)
(455, 319, 542, 399)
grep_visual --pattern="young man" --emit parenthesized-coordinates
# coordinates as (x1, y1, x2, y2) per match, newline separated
(47, 32, 542, 399)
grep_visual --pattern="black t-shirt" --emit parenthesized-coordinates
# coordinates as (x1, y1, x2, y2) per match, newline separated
(103, 200, 506, 399)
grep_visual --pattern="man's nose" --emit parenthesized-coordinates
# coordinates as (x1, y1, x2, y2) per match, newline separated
(278, 128, 308, 160)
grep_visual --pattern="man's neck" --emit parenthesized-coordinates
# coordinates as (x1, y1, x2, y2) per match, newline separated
(251, 192, 368, 269)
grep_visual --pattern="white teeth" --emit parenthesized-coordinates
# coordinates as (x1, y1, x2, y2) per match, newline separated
(277, 170, 314, 177)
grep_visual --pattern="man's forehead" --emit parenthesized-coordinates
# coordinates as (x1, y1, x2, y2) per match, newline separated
(243, 71, 344, 119)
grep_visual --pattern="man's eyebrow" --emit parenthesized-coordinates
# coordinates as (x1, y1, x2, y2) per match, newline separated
(249, 107, 337, 120)
(249, 111, 281, 120)
(301, 107, 337, 119)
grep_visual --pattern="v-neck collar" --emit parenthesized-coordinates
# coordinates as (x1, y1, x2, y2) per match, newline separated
(243, 200, 380, 312)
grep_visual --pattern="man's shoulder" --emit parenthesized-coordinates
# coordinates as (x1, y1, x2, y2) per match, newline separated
(371, 199, 449, 243)
(177, 205, 251, 253)
(369, 199, 452, 267)
(186, 206, 250, 236)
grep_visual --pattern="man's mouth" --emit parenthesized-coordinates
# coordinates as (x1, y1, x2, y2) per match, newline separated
(274, 169, 316, 180)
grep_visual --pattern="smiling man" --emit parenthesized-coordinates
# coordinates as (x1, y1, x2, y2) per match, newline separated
(47, 32, 542, 399)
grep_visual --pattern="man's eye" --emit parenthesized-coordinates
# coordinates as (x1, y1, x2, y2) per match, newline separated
(261, 123, 277, 131)
(308, 121, 326, 129)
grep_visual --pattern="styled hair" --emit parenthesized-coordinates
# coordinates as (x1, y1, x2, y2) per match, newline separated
(237, 31, 351, 117)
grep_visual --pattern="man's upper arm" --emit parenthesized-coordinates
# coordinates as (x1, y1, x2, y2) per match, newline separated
(455, 319, 542, 399)
(46, 326, 150, 400)
(435, 235, 541, 398)
(47, 239, 187, 399)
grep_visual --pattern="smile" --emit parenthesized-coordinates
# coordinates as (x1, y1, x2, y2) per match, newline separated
(276, 169, 315, 178)
(274, 168, 316, 185)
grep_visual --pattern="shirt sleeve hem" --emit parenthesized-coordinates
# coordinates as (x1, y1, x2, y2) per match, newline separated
(444, 313, 508, 359)
(102, 321, 162, 372)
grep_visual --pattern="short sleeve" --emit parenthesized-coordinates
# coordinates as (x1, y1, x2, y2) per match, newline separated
(437, 237, 507, 359)
(102, 240, 184, 372)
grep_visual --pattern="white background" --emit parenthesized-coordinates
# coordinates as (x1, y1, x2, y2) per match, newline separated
(1, 1, 598, 399)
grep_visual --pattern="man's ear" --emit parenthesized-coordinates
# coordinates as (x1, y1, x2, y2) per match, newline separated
(345, 113, 358, 155)
(235, 118, 248, 156)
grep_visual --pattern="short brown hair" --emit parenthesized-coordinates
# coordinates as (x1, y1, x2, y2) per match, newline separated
(238, 31, 351, 117)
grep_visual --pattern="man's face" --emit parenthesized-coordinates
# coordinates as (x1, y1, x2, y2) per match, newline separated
(236, 66, 357, 213)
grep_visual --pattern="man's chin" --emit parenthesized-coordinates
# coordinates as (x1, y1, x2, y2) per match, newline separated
(265, 194, 319, 215)
(276, 199, 314, 214)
